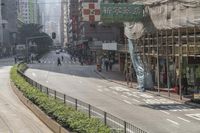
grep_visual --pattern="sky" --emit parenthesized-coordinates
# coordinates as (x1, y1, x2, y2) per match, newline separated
(38, 0, 61, 42)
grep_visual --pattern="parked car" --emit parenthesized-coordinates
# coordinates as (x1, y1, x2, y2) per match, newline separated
(16, 55, 25, 61)
(56, 50, 60, 54)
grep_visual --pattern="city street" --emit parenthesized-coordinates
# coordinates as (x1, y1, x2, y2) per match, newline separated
(0, 58, 52, 133)
(25, 51, 200, 133)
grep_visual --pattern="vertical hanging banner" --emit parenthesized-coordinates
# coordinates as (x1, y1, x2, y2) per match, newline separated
(100, 3, 144, 23)
(82, 2, 100, 22)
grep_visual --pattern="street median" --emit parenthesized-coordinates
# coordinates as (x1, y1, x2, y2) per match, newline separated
(10, 64, 110, 133)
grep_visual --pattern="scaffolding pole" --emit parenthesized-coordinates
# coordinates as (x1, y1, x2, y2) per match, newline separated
(166, 30, 170, 97)
(178, 28, 182, 100)
(157, 31, 160, 95)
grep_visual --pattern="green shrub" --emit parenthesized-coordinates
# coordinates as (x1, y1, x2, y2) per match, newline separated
(10, 65, 111, 133)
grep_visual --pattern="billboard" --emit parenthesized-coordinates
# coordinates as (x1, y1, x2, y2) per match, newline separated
(100, 3, 144, 23)
(82, 2, 100, 22)
(102, 42, 117, 51)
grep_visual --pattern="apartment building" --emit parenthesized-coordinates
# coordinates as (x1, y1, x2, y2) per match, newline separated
(0, 0, 18, 56)
(18, 0, 40, 24)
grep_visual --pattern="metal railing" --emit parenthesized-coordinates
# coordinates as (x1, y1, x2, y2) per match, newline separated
(17, 70, 147, 133)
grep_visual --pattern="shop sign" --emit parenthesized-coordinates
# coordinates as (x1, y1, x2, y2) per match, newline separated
(100, 3, 144, 23)
(16, 44, 25, 50)
(82, 2, 100, 22)
(102, 42, 117, 51)
(194, 93, 200, 100)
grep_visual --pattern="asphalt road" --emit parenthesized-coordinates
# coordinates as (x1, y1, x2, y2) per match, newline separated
(26, 51, 200, 133)
(0, 58, 52, 133)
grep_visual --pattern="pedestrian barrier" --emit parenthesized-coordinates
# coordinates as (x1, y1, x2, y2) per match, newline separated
(17, 70, 148, 133)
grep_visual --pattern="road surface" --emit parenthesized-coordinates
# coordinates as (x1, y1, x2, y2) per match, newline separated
(0, 58, 52, 133)
(26, 51, 200, 133)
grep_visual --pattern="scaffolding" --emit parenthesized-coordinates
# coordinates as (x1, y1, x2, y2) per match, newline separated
(135, 27, 200, 98)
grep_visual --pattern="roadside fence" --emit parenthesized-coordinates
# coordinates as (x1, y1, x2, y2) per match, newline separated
(17, 70, 147, 133)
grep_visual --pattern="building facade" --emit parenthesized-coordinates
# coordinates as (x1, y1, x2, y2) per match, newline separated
(60, 0, 69, 47)
(0, 0, 18, 56)
(18, 0, 40, 24)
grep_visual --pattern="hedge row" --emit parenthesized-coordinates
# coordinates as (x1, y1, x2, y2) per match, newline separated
(11, 64, 110, 133)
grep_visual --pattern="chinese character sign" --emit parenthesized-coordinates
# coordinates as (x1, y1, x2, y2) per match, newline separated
(100, 3, 144, 23)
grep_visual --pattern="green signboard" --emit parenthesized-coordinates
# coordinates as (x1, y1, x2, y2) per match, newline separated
(100, 3, 144, 23)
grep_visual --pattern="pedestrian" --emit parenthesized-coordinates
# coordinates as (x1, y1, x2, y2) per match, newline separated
(101, 57, 105, 69)
(61, 56, 64, 61)
(31, 55, 34, 63)
(129, 64, 133, 88)
(57, 57, 61, 66)
(181, 74, 188, 95)
(105, 58, 109, 71)
(14, 56, 17, 64)
(109, 59, 113, 71)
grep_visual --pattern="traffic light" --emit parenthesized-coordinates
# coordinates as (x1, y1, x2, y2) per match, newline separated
(52, 32, 56, 39)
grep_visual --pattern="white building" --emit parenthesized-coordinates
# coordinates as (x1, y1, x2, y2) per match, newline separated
(60, 0, 69, 47)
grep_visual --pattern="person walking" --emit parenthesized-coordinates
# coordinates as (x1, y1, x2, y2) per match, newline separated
(181, 74, 188, 95)
(109, 59, 114, 71)
(61, 56, 64, 62)
(14, 56, 17, 64)
(129, 64, 133, 88)
(105, 58, 109, 71)
(57, 57, 61, 66)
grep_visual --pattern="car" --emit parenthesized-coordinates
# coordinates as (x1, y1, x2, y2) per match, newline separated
(56, 50, 60, 54)
(16, 55, 25, 61)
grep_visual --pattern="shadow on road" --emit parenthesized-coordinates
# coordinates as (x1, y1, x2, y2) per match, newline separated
(140, 103, 199, 111)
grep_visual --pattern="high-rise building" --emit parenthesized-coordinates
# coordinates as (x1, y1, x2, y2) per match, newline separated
(18, 0, 40, 24)
(0, 0, 18, 56)
(60, 0, 69, 47)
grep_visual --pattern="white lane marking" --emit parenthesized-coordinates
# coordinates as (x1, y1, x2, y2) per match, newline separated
(121, 95, 128, 98)
(104, 88, 110, 91)
(186, 114, 200, 121)
(123, 100, 132, 104)
(46, 80, 49, 83)
(140, 93, 153, 98)
(160, 110, 170, 115)
(177, 117, 191, 123)
(132, 98, 140, 103)
(167, 119, 179, 125)
(79, 81, 82, 84)
(97, 89, 103, 92)
(97, 85, 102, 88)
(109, 86, 130, 92)
(112, 91, 118, 95)
(32, 72, 36, 77)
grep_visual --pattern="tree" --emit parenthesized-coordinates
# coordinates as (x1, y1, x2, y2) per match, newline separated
(18, 23, 53, 56)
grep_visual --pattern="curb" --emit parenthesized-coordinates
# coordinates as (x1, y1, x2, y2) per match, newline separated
(94, 70, 200, 108)
(10, 81, 72, 133)
(94, 70, 127, 86)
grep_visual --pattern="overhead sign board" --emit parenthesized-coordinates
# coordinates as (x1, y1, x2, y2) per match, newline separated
(16, 45, 26, 50)
(102, 42, 117, 51)
(100, 3, 144, 23)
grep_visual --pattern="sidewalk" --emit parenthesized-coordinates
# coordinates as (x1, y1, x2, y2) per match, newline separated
(94, 65, 200, 107)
